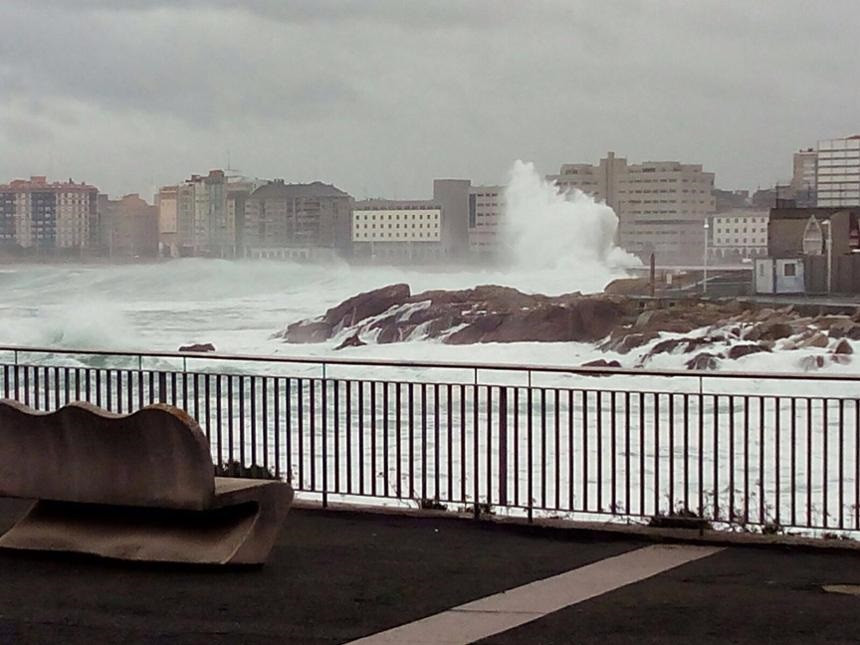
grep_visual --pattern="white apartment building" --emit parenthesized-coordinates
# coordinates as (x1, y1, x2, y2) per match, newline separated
(817, 136, 860, 207)
(352, 200, 442, 262)
(709, 209, 769, 262)
(547, 152, 715, 265)
(468, 185, 505, 257)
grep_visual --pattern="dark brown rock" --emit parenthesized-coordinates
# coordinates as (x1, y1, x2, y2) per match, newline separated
(581, 359, 621, 368)
(829, 322, 860, 341)
(685, 352, 721, 370)
(744, 321, 794, 342)
(833, 339, 854, 355)
(601, 331, 660, 354)
(178, 343, 216, 353)
(334, 334, 366, 350)
(799, 332, 829, 349)
(444, 313, 506, 345)
(726, 344, 769, 360)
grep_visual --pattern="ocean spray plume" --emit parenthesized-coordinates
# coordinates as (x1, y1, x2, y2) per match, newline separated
(499, 160, 639, 291)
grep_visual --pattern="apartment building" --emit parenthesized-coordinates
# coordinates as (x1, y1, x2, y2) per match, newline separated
(0, 176, 99, 251)
(157, 170, 260, 257)
(817, 136, 860, 207)
(708, 209, 769, 262)
(547, 152, 715, 265)
(99, 193, 158, 258)
(468, 185, 505, 258)
(242, 180, 352, 259)
(352, 199, 442, 262)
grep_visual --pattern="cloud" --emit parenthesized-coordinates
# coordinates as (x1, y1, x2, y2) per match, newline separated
(1, 0, 859, 199)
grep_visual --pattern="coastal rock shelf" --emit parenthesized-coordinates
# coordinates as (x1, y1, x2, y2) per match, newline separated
(278, 284, 860, 371)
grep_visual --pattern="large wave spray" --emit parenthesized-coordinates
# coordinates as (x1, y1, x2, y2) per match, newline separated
(500, 160, 639, 292)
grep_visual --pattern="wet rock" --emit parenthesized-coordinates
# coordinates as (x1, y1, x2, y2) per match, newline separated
(800, 355, 826, 371)
(334, 334, 366, 350)
(376, 323, 416, 344)
(178, 343, 216, 352)
(798, 332, 829, 349)
(833, 339, 854, 355)
(601, 331, 660, 354)
(283, 320, 332, 344)
(726, 343, 770, 360)
(829, 322, 860, 341)
(324, 283, 411, 331)
(581, 359, 621, 368)
(686, 352, 721, 370)
(743, 321, 794, 342)
(634, 309, 670, 330)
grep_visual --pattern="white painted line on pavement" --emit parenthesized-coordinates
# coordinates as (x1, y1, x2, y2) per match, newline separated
(348, 544, 723, 645)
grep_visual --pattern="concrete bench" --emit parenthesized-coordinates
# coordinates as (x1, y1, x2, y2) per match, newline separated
(0, 399, 293, 565)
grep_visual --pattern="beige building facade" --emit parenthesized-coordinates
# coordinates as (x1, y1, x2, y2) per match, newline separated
(547, 152, 715, 265)
(100, 193, 158, 258)
(0, 176, 99, 251)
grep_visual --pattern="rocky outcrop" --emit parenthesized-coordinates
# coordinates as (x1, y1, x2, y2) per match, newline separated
(178, 343, 216, 353)
(281, 283, 411, 344)
(281, 284, 632, 346)
(278, 285, 859, 371)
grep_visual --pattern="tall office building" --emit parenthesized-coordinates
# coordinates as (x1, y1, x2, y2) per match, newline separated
(816, 136, 860, 207)
(547, 152, 715, 264)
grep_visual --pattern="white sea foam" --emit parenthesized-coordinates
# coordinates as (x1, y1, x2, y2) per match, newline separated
(499, 160, 639, 293)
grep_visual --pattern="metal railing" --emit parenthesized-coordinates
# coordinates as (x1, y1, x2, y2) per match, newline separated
(1, 344, 859, 537)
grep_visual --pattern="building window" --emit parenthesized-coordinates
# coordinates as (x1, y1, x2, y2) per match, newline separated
(784, 263, 796, 277)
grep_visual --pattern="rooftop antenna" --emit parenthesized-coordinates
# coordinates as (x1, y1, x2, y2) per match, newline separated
(225, 149, 238, 175)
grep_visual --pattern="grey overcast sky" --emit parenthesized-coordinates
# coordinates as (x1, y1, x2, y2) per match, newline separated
(1, 0, 858, 200)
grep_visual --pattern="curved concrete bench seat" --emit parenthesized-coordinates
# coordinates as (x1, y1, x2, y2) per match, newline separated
(0, 400, 293, 565)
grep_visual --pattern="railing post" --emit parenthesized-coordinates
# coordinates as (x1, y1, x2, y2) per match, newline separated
(499, 387, 508, 506)
(157, 372, 167, 403)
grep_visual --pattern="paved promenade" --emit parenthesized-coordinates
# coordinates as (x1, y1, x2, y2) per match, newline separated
(1, 499, 860, 643)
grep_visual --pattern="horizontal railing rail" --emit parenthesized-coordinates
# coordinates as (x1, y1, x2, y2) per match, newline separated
(1, 344, 860, 382)
(1, 345, 860, 538)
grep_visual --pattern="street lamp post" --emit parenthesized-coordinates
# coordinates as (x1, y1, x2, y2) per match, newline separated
(703, 220, 710, 296)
